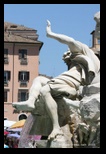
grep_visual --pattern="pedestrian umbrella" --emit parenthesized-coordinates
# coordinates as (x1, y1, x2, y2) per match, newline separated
(7, 133, 20, 138)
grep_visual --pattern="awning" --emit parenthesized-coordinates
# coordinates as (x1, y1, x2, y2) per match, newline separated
(4, 120, 16, 128)
(10, 119, 26, 129)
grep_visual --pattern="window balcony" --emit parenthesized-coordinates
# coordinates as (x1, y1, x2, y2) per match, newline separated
(4, 81, 8, 86)
(20, 58, 28, 65)
(20, 81, 27, 87)
(4, 58, 9, 64)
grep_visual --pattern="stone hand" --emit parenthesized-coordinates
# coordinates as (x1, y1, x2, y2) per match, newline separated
(46, 20, 52, 37)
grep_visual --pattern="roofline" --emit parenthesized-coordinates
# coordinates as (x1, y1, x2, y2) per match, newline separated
(39, 42, 43, 51)
(7, 29, 37, 32)
(4, 22, 36, 31)
(90, 30, 95, 34)
(4, 41, 43, 44)
(4, 41, 43, 50)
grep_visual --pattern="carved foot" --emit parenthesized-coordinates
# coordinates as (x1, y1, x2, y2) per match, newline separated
(48, 128, 64, 140)
(12, 100, 35, 112)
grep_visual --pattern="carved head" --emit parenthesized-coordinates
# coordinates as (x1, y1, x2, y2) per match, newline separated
(62, 49, 72, 67)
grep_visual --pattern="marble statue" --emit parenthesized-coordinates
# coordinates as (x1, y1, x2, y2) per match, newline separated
(94, 11, 100, 39)
(12, 11, 100, 148)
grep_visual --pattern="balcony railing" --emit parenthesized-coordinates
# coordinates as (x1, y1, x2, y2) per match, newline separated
(4, 58, 9, 64)
(20, 81, 27, 87)
(20, 58, 28, 65)
(4, 80, 8, 86)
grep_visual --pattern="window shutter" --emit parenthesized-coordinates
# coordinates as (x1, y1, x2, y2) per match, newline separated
(8, 71, 10, 80)
(4, 72, 6, 81)
(24, 50, 27, 59)
(4, 91, 7, 102)
(20, 72, 23, 81)
(27, 72, 29, 81)
(19, 50, 22, 59)
(4, 49, 8, 54)
(4, 49, 8, 58)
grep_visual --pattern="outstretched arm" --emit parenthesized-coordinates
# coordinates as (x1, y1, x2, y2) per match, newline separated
(46, 20, 87, 52)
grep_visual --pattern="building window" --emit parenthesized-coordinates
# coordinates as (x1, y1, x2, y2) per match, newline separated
(19, 49, 28, 65)
(4, 91, 8, 102)
(4, 71, 10, 85)
(19, 71, 29, 81)
(4, 49, 8, 57)
(19, 49, 27, 59)
(18, 71, 29, 86)
(18, 114, 27, 121)
(98, 39, 100, 44)
(4, 49, 9, 64)
(18, 90, 29, 102)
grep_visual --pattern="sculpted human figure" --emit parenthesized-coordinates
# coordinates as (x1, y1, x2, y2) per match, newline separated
(40, 20, 100, 139)
(13, 19, 100, 141)
(94, 11, 100, 39)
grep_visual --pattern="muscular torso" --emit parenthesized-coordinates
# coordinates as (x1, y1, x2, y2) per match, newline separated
(54, 64, 82, 90)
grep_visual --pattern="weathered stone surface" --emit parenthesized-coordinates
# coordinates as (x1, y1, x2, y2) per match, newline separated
(50, 135, 73, 148)
(36, 135, 73, 148)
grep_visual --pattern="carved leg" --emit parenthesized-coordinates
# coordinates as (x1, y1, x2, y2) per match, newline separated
(88, 126, 97, 146)
(78, 128, 84, 145)
(12, 76, 50, 111)
(40, 84, 64, 140)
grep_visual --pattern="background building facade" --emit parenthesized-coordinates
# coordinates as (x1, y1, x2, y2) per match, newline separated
(4, 22, 43, 121)
(4, 22, 100, 121)
(90, 30, 100, 59)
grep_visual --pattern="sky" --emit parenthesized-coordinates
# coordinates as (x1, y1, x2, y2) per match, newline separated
(4, 4, 100, 78)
